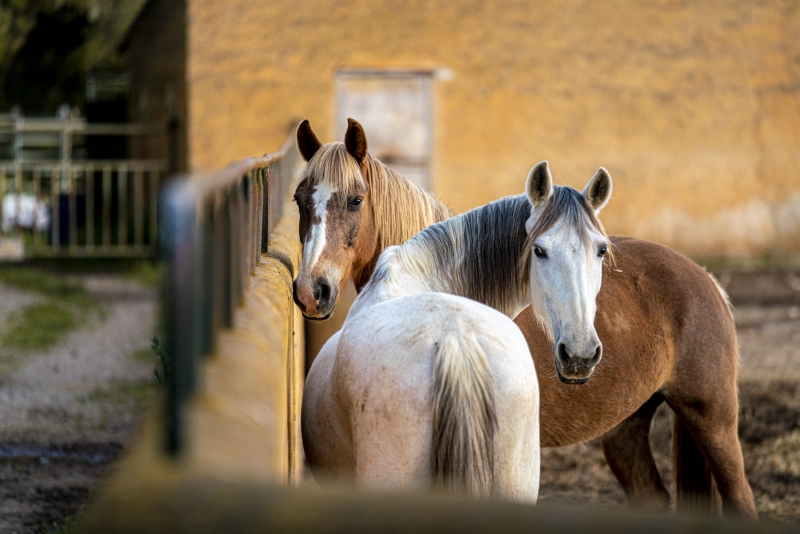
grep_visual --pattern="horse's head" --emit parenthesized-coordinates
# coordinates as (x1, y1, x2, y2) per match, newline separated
(524, 161, 613, 384)
(292, 118, 378, 319)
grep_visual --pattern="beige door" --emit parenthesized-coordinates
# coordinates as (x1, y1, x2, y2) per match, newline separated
(336, 71, 432, 189)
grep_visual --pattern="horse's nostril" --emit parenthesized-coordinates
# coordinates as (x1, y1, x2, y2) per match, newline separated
(317, 282, 332, 307)
(556, 342, 570, 366)
(589, 344, 603, 366)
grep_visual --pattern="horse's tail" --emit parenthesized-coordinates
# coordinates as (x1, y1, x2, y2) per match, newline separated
(431, 330, 497, 497)
(673, 416, 722, 515)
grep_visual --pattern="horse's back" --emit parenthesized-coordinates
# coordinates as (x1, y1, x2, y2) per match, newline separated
(607, 236, 735, 346)
(333, 293, 539, 500)
(608, 236, 731, 314)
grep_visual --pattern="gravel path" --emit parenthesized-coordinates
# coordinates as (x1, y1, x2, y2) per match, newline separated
(0, 273, 158, 533)
(0, 287, 41, 327)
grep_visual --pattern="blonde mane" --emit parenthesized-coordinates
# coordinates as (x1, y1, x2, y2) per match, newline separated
(364, 155, 451, 251)
(300, 142, 450, 250)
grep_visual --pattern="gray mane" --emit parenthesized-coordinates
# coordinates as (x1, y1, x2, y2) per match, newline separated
(525, 185, 607, 252)
(390, 194, 532, 315)
(370, 185, 607, 316)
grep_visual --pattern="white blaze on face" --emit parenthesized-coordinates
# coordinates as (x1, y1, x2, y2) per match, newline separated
(299, 184, 336, 282)
(527, 219, 605, 349)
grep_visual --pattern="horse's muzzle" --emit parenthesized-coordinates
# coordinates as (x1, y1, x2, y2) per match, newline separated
(292, 277, 337, 320)
(553, 341, 602, 384)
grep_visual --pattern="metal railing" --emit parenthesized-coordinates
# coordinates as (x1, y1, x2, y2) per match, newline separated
(0, 160, 164, 257)
(0, 107, 166, 258)
(160, 130, 299, 454)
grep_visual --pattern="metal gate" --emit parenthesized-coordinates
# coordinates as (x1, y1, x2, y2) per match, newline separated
(0, 108, 165, 258)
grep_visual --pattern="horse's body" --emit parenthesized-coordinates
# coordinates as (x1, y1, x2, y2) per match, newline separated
(293, 119, 756, 518)
(303, 293, 540, 500)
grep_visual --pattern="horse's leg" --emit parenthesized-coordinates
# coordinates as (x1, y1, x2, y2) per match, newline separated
(672, 413, 719, 513)
(600, 393, 670, 509)
(667, 389, 757, 519)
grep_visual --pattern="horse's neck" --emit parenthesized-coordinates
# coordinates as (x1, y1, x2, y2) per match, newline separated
(352, 196, 532, 319)
(352, 247, 380, 292)
(353, 165, 450, 291)
(347, 248, 430, 320)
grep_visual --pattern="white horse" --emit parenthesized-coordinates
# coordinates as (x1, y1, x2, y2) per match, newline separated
(301, 161, 612, 501)
(1, 193, 50, 233)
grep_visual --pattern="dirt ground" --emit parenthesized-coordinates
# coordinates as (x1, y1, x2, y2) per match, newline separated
(538, 269, 800, 524)
(0, 268, 798, 531)
(0, 272, 157, 533)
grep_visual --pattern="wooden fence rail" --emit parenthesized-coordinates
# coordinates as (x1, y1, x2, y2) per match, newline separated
(159, 130, 300, 455)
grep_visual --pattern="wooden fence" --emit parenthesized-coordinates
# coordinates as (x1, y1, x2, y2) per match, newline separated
(159, 132, 300, 456)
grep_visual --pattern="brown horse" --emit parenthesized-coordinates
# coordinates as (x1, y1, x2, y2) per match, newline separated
(292, 118, 757, 519)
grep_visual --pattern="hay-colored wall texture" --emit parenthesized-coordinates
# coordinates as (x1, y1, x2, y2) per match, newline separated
(186, 0, 800, 258)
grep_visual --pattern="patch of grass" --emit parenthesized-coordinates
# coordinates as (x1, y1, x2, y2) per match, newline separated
(129, 346, 155, 364)
(126, 261, 164, 289)
(1, 302, 75, 352)
(0, 268, 104, 369)
(0, 267, 94, 308)
(39, 515, 82, 534)
(151, 336, 170, 385)
(84, 382, 155, 406)
(128, 338, 169, 385)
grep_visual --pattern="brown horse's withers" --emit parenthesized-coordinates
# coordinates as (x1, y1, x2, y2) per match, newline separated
(292, 119, 756, 518)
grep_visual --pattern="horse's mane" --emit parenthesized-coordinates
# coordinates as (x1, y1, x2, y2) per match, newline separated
(299, 142, 450, 251)
(379, 194, 533, 317)
(372, 188, 609, 317)
(365, 155, 451, 251)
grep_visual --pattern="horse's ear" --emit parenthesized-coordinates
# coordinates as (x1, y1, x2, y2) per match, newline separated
(525, 161, 553, 208)
(297, 119, 322, 162)
(344, 118, 368, 164)
(583, 167, 613, 213)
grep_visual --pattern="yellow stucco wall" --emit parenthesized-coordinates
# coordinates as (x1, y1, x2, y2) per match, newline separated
(187, 0, 800, 258)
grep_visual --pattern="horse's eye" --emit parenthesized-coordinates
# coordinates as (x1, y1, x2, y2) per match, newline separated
(348, 197, 363, 211)
(598, 244, 608, 258)
(533, 246, 547, 259)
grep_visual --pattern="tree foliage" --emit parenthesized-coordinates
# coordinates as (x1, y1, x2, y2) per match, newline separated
(0, 0, 147, 114)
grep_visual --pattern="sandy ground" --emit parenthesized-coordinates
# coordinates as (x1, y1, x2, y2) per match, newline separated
(1, 269, 798, 530)
(0, 273, 157, 533)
